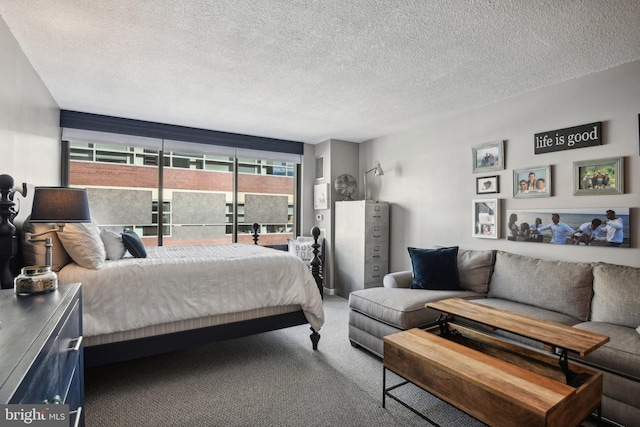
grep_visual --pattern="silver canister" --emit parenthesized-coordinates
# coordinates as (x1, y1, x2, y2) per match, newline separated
(14, 265, 58, 295)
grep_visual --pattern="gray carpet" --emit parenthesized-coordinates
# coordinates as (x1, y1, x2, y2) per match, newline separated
(83, 295, 488, 426)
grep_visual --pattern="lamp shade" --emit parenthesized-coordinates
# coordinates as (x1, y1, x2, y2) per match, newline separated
(373, 161, 383, 176)
(30, 187, 91, 223)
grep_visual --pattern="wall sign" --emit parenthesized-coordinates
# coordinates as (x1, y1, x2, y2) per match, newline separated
(534, 122, 602, 154)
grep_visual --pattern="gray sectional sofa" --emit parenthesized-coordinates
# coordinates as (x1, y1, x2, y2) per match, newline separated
(348, 248, 640, 426)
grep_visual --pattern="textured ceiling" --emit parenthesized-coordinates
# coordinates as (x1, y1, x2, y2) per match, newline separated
(1, 1, 640, 144)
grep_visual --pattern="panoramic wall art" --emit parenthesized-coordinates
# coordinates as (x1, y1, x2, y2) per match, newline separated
(506, 207, 630, 248)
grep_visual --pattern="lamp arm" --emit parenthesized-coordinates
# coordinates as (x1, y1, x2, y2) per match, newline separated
(363, 170, 375, 201)
(25, 224, 67, 268)
(364, 167, 377, 175)
(24, 223, 66, 240)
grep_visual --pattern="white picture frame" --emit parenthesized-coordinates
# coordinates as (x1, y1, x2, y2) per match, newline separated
(472, 198, 499, 239)
(314, 183, 329, 210)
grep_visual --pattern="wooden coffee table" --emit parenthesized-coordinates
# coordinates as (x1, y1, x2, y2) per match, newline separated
(383, 298, 609, 427)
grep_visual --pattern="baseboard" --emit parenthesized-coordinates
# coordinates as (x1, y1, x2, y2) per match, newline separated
(323, 287, 335, 295)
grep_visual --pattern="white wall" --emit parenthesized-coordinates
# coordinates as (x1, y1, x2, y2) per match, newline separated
(360, 60, 640, 270)
(0, 16, 61, 222)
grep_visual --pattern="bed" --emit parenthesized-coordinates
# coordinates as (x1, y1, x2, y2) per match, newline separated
(19, 220, 325, 367)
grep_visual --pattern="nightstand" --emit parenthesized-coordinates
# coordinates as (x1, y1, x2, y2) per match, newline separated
(0, 283, 84, 427)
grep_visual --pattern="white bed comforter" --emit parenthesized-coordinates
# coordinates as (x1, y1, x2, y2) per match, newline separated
(58, 244, 324, 337)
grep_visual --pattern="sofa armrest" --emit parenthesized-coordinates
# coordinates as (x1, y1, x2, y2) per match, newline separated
(383, 271, 413, 288)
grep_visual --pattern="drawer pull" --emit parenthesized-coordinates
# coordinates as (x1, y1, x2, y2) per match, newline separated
(70, 407, 83, 427)
(372, 275, 380, 278)
(372, 255, 380, 258)
(69, 336, 83, 352)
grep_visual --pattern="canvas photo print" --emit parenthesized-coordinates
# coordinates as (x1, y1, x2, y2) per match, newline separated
(506, 207, 630, 247)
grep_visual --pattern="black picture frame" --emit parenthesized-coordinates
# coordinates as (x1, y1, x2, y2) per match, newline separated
(476, 176, 499, 194)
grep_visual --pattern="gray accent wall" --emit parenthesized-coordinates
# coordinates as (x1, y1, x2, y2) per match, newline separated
(359, 60, 640, 270)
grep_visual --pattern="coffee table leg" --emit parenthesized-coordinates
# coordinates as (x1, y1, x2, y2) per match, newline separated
(382, 366, 386, 408)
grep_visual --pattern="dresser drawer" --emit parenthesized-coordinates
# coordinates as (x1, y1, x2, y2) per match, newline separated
(58, 299, 82, 395)
(14, 338, 60, 404)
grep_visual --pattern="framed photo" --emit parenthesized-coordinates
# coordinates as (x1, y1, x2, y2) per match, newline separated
(573, 157, 624, 196)
(476, 175, 499, 194)
(315, 156, 324, 180)
(513, 165, 551, 198)
(313, 183, 329, 210)
(472, 140, 504, 173)
(472, 198, 499, 239)
(506, 207, 630, 247)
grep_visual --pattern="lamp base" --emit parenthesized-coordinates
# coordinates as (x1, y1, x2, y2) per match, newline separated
(14, 265, 58, 295)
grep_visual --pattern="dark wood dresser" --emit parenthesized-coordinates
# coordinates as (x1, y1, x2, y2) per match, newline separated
(0, 283, 84, 427)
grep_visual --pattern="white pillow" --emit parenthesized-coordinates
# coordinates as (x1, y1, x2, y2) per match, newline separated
(100, 229, 126, 260)
(22, 216, 72, 271)
(57, 223, 106, 269)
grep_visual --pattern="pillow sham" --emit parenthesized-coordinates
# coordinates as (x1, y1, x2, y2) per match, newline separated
(21, 215, 72, 271)
(57, 222, 106, 269)
(100, 228, 126, 260)
(408, 246, 460, 290)
(122, 229, 147, 258)
(288, 237, 323, 266)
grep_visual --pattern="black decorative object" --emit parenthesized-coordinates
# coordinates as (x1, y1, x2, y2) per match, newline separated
(534, 122, 602, 154)
(252, 223, 260, 244)
(309, 226, 323, 299)
(0, 174, 27, 289)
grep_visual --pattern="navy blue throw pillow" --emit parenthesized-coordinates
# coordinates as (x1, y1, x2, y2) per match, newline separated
(408, 246, 460, 290)
(122, 229, 147, 258)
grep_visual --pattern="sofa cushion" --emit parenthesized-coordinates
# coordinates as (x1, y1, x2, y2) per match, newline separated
(488, 251, 593, 321)
(573, 321, 640, 380)
(591, 263, 640, 328)
(348, 287, 483, 330)
(385, 248, 496, 292)
(457, 248, 496, 293)
(408, 246, 460, 290)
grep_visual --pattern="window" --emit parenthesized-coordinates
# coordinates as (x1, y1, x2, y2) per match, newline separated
(67, 141, 297, 247)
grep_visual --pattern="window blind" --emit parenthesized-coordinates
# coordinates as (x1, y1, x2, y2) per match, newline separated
(60, 110, 303, 158)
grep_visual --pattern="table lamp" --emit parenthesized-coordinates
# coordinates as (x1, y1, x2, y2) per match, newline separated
(363, 161, 384, 201)
(18, 187, 91, 294)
